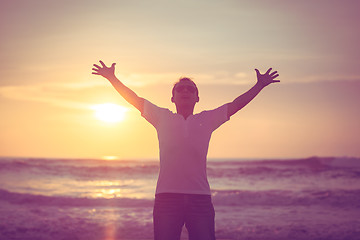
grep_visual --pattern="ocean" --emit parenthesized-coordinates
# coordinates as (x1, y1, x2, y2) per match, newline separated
(0, 156, 360, 240)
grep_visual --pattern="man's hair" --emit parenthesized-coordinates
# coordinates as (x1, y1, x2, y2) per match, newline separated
(172, 77, 199, 97)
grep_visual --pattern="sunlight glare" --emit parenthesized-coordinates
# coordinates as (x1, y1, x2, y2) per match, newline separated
(102, 156, 119, 161)
(92, 103, 127, 123)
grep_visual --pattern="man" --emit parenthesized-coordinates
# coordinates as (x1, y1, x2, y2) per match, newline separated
(92, 61, 279, 240)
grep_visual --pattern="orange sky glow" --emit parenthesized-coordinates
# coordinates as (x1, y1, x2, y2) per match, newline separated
(1, 0, 359, 159)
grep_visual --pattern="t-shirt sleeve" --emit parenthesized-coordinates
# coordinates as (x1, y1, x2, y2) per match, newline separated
(141, 99, 167, 128)
(204, 103, 230, 131)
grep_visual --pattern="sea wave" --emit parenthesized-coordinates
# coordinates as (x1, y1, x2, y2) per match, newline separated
(1, 188, 359, 209)
(0, 158, 159, 179)
(0, 189, 154, 208)
(207, 156, 360, 179)
(211, 189, 360, 208)
(209, 156, 360, 168)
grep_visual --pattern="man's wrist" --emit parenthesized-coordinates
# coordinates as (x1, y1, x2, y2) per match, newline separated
(255, 81, 266, 89)
(106, 75, 118, 82)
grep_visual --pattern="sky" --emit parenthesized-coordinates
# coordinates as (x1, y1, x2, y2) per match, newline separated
(1, 0, 359, 159)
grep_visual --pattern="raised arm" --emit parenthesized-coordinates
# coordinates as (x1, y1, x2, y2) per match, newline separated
(92, 60, 144, 112)
(227, 68, 280, 118)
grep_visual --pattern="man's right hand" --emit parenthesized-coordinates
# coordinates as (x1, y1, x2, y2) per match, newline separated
(92, 60, 116, 79)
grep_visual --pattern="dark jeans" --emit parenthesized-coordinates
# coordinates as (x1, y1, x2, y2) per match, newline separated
(153, 193, 216, 240)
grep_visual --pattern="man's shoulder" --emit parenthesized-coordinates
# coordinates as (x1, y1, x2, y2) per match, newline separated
(196, 103, 229, 116)
(143, 99, 172, 112)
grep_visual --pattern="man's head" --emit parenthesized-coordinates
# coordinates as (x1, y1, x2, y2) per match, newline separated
(171, 77, 199, 107)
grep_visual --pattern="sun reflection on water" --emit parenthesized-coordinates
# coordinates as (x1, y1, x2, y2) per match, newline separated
(104, 223, 117, 240)
(87, 179, 154, 199)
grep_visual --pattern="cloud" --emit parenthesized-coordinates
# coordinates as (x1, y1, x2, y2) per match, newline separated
(295, 75, 360, 83)
(118, 71, 253, 86)
(2, 70, 358, 111)
(0, 81, 105, 110)
(0, 71, 251, 111)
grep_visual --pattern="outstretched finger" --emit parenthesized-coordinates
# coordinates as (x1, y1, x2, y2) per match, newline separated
(92, 72, 100, 75)
(99, 60, 106, 67)
(271, 74, 279, 79)
(272, 80, 280, 83)
(270, 71, 278, 76)
(265, 68, 272, 75)
(93, 64, 101, 69)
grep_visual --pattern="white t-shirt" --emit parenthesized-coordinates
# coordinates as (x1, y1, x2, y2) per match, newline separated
(141, 100, 230, 195)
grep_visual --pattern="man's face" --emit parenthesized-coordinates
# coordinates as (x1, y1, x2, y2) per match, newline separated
(171, 80, 199, 107)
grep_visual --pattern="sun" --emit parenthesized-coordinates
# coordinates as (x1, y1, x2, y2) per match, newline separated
(91, 103, 127, 123)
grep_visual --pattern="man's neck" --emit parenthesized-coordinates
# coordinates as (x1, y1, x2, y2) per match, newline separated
(176, 106, 194, 120)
